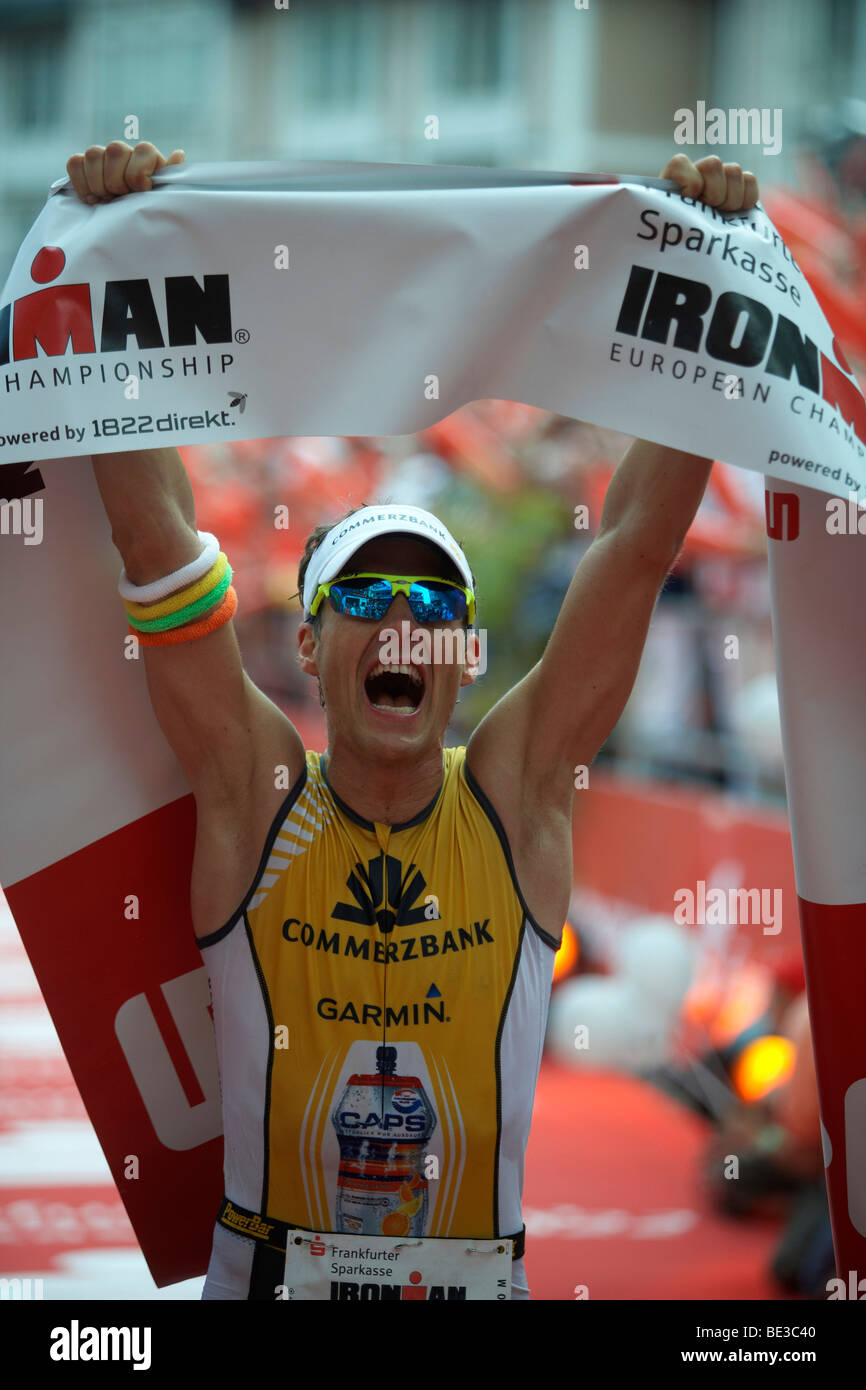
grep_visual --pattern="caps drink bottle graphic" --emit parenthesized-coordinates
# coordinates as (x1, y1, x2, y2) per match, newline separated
(332, 1045, 436, 1236)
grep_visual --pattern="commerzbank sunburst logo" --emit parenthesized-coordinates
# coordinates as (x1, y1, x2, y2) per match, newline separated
(331, 854, 437, 933)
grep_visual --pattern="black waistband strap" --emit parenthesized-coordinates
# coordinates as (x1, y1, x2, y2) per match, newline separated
(217, 1194, 525, 1260)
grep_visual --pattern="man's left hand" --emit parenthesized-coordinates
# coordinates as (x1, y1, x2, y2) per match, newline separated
(660, 154, 760, 212)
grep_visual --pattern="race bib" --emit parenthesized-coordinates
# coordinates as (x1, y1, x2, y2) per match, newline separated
(281, 1229, 512, 1301)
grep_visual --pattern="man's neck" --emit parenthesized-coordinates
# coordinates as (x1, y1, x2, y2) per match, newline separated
(323, 739, 445, 825)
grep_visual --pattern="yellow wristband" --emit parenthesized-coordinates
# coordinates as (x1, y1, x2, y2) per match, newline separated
(123, 552, 228, 621)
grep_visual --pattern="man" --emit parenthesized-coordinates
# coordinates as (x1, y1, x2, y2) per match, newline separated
(67, 141, 759, 1300)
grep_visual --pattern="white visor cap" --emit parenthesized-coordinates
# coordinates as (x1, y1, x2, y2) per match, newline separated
(302, 504, 474, 618)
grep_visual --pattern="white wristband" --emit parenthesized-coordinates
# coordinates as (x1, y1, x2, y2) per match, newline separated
(118, 530, 220, 603)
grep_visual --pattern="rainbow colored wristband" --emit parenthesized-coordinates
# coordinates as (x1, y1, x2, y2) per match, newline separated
(124, 552, 228, 622)
(127, 564, 233, 632)
(132, 586, 238, 646)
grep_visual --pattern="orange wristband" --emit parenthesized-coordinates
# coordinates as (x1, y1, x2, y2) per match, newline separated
(132, 586, 238, 646)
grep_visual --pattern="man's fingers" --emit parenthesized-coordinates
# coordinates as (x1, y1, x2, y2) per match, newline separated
(661, 154, 744, 208)
(65, 142, 186, 205)
(661, 152, 761, 210)
(65, 154, 92, 203)
(718, 162, 745, 212)
(659, 153, 703, 197)
(102, 141, 136, 196)
(81, 145, 110, 200)
(694, 155, 727, 206)
(125, 144, 185, 191)
(742, 172, 760, 209)
(124, 142, 174, 192)
(149, 149, 187, 182)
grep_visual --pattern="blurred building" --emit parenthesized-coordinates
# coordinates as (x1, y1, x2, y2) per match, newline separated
(2, 0, 865, 277)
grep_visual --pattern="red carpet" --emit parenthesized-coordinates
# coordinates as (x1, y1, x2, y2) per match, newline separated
(523, 1059, 787, 1300)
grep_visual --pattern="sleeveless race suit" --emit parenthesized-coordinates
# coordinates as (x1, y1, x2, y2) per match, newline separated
(198, 745, 561, 1300)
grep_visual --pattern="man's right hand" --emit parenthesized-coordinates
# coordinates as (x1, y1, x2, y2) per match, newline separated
(66, 141, 185, 204)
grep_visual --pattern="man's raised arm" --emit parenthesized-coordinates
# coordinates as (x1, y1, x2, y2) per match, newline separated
(73, 144, 304, 802)
(466, 155, 760, 811)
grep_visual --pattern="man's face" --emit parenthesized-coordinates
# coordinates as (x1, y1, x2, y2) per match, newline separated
(297, 535, 477, 760)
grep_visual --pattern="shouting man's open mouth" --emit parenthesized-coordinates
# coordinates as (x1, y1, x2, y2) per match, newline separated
(363, 660, 426, 717)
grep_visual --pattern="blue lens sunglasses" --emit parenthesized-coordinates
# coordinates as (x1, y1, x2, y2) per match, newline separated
(309, 572, 475, 625)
